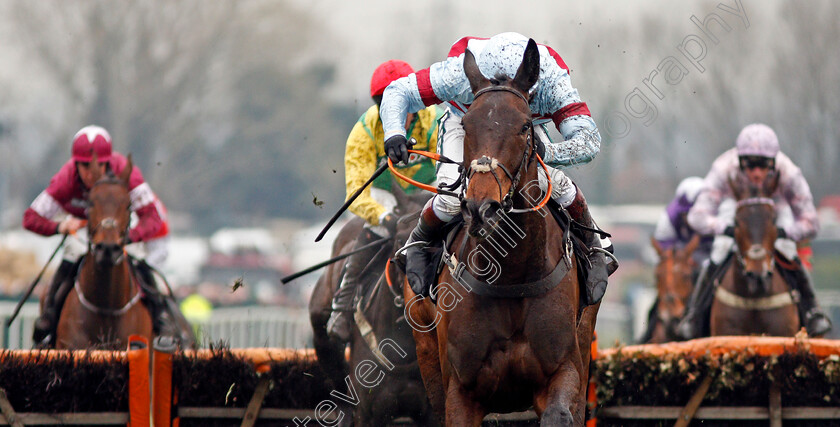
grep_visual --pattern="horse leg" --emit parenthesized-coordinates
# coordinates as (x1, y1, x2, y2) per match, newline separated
(310, 277, 351, 392)
(535, 363, 583, 427)
(444, 379, 485, 427)
(405, 282, 447, 425)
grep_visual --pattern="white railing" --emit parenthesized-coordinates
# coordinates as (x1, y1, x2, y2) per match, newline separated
(0, 302, 313, 349)
(193, 305, 313, 348)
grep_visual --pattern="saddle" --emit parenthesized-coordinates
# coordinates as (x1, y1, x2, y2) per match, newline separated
(405, 202, 605, 307)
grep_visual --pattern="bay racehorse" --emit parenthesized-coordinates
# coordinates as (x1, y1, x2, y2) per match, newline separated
(404, 40, 599, 426)
(309, 186, 436, 426)
(52, 155, 153, 349)
(710, 173, 800, 336)
(646, 235, 700, 343)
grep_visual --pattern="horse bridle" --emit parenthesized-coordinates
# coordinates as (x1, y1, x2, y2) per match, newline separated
(86, 177, 132, 260)
(461, 85, 545, 214)
(731, 197, 776, 269)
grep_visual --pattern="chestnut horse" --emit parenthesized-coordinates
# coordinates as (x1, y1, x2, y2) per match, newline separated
(52, 156, 153, 349)
(404, 40, 599, 426)
(710, 173, 800, 336)
(646, 235, 700, 343)
(309, 187, 436, 426)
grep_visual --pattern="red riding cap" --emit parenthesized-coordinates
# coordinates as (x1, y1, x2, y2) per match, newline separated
(71, 125, 112, 162)
(370, 60, 414, 97)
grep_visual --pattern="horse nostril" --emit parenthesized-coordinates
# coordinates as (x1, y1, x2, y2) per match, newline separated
(478, 201, 501, 223)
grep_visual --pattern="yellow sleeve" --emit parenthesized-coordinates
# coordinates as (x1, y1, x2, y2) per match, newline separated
(345, 110, 386, 225)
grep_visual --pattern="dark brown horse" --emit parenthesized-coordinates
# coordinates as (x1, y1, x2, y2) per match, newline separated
(309, 188, 436, 426)
(710, 173, 800, 336)
(52, 155, 153, 349)
(647, 235, 700, 343)
(404, 40, 599, 426)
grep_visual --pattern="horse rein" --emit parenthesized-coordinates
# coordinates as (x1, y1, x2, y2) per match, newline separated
(386, 85, 552, 214)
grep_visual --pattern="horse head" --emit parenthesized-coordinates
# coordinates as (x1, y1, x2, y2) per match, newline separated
(87, 153, 133, 267)
(651, 235, 699, 337)
(460, 39, 541, 238)
(729, 172, 779, 294)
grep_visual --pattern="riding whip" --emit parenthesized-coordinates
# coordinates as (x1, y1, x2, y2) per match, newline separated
(5, 234, 68, 327)
(281, 235, 392, 284)
(315, 162, 390, 242)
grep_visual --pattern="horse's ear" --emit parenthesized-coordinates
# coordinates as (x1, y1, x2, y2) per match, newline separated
(650, 236, 664, 257)
(512, 39, 540, 96)
(118, 153, 133, 185)
(684, 234, 701, 257)
(464, 48, 489, 94)
(390, 178, 411, 212)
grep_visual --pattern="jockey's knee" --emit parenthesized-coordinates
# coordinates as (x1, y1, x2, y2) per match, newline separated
(774, 237, 798, 262)
(432, 194, 459, 222)
(711, 235, 734, 264)
(537, 167, 576, 207)
(61, 235, 87, 262)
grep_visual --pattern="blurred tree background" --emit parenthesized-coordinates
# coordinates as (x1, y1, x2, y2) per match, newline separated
(0, 0, 837, 233)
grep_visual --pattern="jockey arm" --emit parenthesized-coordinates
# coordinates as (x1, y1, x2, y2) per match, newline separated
(688, 151, 734, 236)
(380, 38, 600, 167)
(777, 157, 819, 241)
(653, 211, 679, 250)
(345, 108, 388, 226)
(23, 192, 67, 236)
(536, 54, 601, 168)
(125, 166, 164, 243)
(23, 163, 78, 236)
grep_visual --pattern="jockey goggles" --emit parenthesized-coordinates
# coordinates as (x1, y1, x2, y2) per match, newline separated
(739, 155, 775, 171)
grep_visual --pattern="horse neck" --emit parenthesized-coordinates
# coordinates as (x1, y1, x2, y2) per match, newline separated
(462, 195, 556, 284)
(78, 257, 133, 308)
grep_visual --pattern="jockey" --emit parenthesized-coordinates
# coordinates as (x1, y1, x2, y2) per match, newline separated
(642, 176, 710, 342)
(677, 123, 831, 338)
(653, 176, 712, 263)
(380, 32, 614, 303)
(23, 125, 179, 346)
(326, 60, 444, 343)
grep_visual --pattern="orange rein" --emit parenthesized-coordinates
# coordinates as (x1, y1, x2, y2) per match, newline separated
(384, 257, 395, 290)
(386, 150, 442, 194)
(387, 149, 552, 213)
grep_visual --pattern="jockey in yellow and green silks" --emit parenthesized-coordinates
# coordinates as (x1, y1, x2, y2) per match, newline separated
(328, 60, 443, 342)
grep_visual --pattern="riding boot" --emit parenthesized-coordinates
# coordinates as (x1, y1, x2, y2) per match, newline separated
(33, 260, 76, 347)
(326, 229, 383, 343)
(676, 260, 716, 340)
(134, 260, 178, 339)
(405, 199, 447, 297)
(565, 185, 613, 305)
(782, 260, 832, 336)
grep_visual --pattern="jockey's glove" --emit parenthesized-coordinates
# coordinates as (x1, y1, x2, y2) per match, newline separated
(385, 135, 410, 165)
(776, 226, 787, 239)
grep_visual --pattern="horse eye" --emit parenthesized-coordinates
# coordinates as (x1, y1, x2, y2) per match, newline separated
(519, 123, 531, 135)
